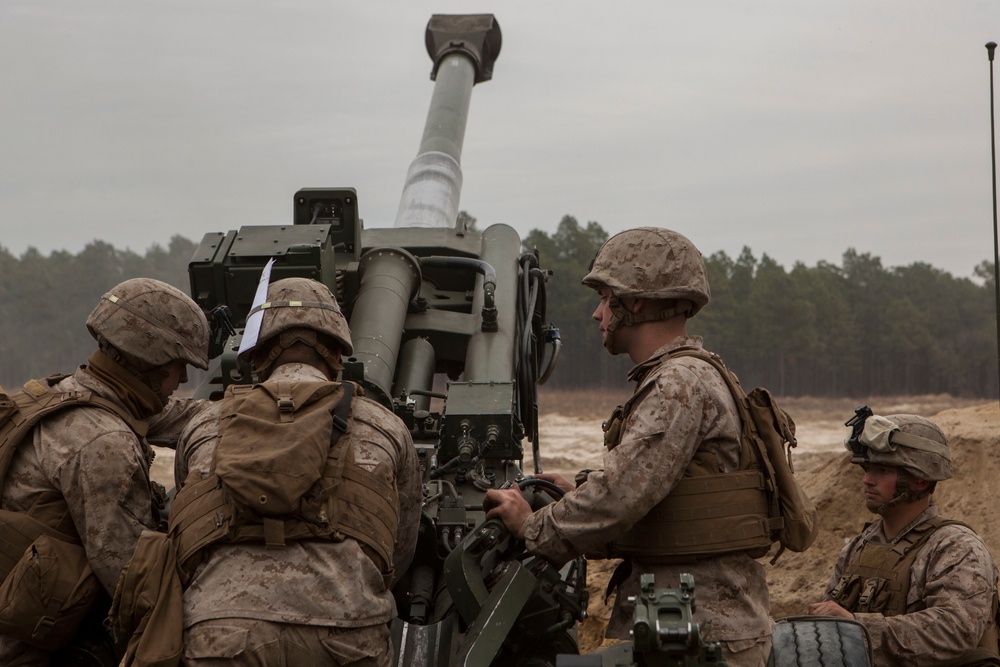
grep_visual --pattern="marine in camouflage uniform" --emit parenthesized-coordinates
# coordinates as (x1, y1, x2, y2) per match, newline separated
(0, 278, 209, 666)
(484, 228, 773, 667)
(810, 412, 1000, 667)
(171, 277, 421, 667)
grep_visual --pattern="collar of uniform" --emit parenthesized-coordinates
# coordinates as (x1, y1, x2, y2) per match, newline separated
(73, 362, 159, 419)
(867, 503, 940, 545)
(626, 335, 706, 383)
(267, 362, 330, 383)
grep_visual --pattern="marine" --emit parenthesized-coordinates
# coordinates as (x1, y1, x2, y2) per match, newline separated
(160, 277, 421, 666)
(484, 227, 774, 667)
(809, 410, 1000, 667)
(0, 278, 209, 666)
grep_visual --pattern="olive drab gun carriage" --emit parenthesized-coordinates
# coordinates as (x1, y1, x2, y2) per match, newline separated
(185, 14, 585, 667)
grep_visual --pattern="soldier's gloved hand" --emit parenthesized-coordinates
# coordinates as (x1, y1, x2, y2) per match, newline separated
(483, 487, 533, 540)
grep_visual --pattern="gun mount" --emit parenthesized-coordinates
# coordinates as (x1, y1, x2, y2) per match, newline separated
(187, 13, 577, 667)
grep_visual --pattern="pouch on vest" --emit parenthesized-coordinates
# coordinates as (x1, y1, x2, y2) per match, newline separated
(746, 386, 819, 555)
(109, 530, 184, 667)
(215, 381, 344, 515)
(0, 508, 81, 584)
(0, 533, 100, 649)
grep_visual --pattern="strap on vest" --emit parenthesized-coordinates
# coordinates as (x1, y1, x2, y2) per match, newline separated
(666, 349, 784, 524)
(263, 517, 285, 550)
(323, 384, 355, 500)
(605, 559, 632, 604)
(276, 382, 295, 424)
(32, 543, 67, 642)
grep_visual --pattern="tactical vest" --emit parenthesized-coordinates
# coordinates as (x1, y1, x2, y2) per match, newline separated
(830, 516, 1000, 662)
(169, 381, 400, 588)
(606, 349, 775, 563)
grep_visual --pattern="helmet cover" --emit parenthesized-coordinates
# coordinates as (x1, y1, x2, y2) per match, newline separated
(86, 278, 209, 370)
(249, 277, 353, 357)
(845, 413, 952, 481)
(582, 227, 710, 315)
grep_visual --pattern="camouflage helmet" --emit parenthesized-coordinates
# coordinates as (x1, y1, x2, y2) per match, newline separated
(244, 277, 352, 372)
(846, 413, 952, 482)
(582, 227, 710, 316)
(86, 278, 209, 370)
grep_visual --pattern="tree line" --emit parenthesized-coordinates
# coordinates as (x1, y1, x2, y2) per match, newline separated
(1, 219, 996, 398)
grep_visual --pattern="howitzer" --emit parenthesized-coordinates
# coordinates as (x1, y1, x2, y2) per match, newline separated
(186, 14, 582, 667)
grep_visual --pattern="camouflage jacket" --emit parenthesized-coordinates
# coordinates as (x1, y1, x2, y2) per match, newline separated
(523, 335, 773, 645)
(1, 367, 158, 595)
(176, 362, 421, 628)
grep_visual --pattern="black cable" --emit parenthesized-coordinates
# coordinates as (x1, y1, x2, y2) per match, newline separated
(516, 477, 566, 498)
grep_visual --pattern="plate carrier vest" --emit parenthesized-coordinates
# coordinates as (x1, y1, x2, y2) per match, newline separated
(829, 516, 1000, 663)
(168, 381, 400, 588)
(606, 348, 778, 563)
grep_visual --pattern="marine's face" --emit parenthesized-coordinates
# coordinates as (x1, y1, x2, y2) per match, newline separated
(861, 464, 899, 513)
(160, 360, 188, 399)
(592, 287, 614, 340)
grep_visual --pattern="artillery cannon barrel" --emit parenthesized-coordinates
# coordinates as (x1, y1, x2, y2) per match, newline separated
(394, 14, 501, 229)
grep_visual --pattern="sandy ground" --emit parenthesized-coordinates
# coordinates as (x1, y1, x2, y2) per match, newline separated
(150, 394, 1000, 654)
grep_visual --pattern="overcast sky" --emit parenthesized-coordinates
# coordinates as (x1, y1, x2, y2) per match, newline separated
(2, 1, 998, 278)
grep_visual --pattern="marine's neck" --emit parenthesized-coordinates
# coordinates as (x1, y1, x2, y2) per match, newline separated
(625, 318, 689, 364)
(880, 496, 930, 541)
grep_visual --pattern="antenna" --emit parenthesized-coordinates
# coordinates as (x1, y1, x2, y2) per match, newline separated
(988, 41, 999, 406)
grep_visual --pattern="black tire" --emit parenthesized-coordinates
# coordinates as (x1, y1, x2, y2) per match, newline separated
(769, 617, 871, 667)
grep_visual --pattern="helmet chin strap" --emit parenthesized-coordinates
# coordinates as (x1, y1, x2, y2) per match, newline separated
(602, 300, 627, 354)
(254, 329, 343, 378)
(872, 475, 924, 515)
(603, 294, 693, 355)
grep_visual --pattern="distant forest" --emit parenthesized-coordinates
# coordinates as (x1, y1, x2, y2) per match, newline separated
(2, 217, 997, 398)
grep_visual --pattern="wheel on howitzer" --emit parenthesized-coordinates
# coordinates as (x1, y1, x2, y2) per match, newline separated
(768, 616, 871, 667)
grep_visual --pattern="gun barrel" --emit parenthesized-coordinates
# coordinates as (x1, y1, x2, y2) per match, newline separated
(393, 15, 501, 230)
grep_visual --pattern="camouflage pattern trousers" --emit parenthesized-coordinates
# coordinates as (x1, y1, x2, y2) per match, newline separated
(181, 618, 391, 667)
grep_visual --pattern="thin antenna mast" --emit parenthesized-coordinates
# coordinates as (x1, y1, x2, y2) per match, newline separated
(988, 41, 999, 405)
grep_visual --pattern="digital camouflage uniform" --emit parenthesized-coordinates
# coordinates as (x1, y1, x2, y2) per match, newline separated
(523, 335, 773, 667)
(824, 505, 999, 666)
(174, 361, 421, 666)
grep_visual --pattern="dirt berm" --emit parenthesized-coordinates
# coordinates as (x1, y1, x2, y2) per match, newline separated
(578, 402, 1000, 652)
